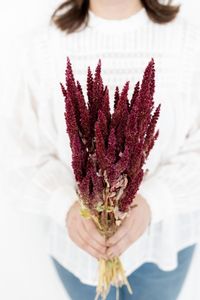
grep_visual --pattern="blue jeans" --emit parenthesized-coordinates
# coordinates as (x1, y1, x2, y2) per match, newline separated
(50, 244, 196, 300)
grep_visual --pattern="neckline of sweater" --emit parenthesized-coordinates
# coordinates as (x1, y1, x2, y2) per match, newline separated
(87, 7, 149, 32)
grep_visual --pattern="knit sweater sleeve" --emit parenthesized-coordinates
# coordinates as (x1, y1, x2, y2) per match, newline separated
(139, 38, 200, 224)
(1, 34, 78, 229)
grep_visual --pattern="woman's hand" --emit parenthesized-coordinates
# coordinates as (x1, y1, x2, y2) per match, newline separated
(106, 194, 151, 258)
(66, 201, 107, 260)
(66, 195, 151, 260)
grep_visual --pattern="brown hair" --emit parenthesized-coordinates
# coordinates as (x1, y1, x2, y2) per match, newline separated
(51, 0, 180, 34)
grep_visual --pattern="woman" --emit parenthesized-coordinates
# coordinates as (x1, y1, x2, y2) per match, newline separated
(3, 0, 200, 299)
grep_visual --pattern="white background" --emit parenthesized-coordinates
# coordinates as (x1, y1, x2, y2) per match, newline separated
(0, 1, 200, 299)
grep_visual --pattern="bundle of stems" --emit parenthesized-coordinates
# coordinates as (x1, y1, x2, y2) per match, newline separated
(60, 57, 161, 300)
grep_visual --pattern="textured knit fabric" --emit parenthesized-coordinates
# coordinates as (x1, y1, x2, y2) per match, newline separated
(2, 7, 200, 285)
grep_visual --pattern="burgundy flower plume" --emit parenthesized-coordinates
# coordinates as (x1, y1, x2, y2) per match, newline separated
(61, 57, 160, 213)
(60, 57, 161, 300)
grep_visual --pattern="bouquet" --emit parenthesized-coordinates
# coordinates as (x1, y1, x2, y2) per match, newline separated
(60, 57, 161, 300)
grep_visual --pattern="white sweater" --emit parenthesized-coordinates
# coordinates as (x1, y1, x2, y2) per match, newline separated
(2, 7, 200, 285)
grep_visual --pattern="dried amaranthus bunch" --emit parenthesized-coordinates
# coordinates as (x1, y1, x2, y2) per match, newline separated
(60, 57, 161, 300)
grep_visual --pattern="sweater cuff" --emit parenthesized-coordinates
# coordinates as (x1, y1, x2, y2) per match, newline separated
(138, 176, 174, 223)
(47, 184, 78, 228)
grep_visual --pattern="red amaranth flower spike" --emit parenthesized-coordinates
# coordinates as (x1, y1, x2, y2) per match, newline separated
(129, 81, 140, 111)
(134, 59, 155, 147)
(115, 82, 130, 152)
(114, 86, 120, 110)
(76, 80, 91, 143)
(95, 121, 107, 171)
(64, 92, 79, 148)
(97, 110, 108, 142)
(144, 103, 161, 157)
(65, 57, 82, 130)
(111, 81, 129, 133)
(90, 59, 105, 128)
(60, 82, 67, 97)
(106, 128, 116, 167)
(71, 133, 87, 182)
(87, 66, 94, 105)
(119, 169, 144, 212)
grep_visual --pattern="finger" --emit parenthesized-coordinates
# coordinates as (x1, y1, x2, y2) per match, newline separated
(82, 218, 106, 246)
(75, 231, 106, 260)
(78, 224, 107, 257)
(106, 233, 133, 258)
(107, 224, 143, 258)
(106, 217, 133, 247)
